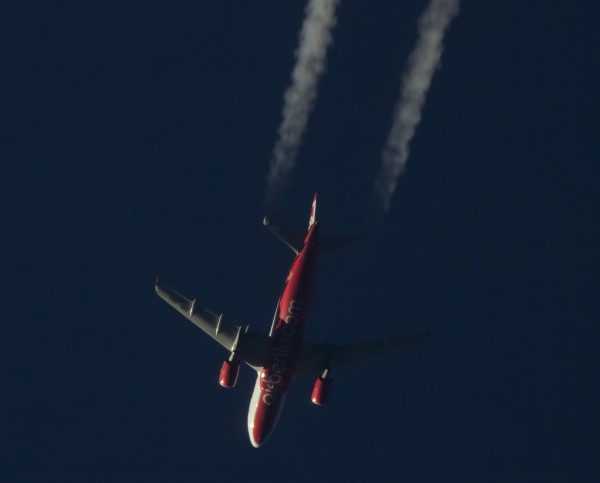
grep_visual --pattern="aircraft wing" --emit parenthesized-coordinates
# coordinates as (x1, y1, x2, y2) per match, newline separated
(295, 332, 430, 376)
(155, 280, 270, 369)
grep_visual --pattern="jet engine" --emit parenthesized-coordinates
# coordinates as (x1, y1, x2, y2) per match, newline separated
(219, 355, 240, 388)
(311, 369, 332, 405)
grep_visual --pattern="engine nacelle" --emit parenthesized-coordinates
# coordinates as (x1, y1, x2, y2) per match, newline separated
(219, 356, 240, 388)
(311, 369, 332, 405)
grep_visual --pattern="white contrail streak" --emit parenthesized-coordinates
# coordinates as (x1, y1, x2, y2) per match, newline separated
(266, 0, 341, 206)
(373, 0, 460, 214)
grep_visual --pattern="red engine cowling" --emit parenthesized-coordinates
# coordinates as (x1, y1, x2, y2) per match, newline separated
(219, 357, 240, 388)
(311, 369, 332, 405)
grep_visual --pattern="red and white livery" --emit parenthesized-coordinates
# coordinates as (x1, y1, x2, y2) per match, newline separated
(156, 194, 429, 447)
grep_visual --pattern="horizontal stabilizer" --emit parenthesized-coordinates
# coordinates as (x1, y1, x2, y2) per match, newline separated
(263, 216, 304, 254)
(295, 332, 430, 376)
(320, 233, 365, 255)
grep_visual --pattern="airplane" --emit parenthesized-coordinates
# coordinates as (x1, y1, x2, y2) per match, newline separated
(155, 194, 429, 447)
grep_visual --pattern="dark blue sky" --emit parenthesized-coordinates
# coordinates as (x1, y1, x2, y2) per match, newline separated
(2, 1, 598, 481)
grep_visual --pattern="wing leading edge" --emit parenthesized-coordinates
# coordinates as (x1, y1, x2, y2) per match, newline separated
(295, 332, 431, 376)
(155, 280, 270, 369)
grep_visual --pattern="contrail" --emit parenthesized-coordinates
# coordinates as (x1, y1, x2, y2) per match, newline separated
(373, 0, 460, 215)
(266, 0, 341, 207)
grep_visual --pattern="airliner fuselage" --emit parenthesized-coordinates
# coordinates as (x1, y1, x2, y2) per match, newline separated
(247, 222, 320, 447)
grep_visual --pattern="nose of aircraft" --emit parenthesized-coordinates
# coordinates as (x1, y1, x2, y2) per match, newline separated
(250, 434, 262, 448)
(250, 426, 270, 448)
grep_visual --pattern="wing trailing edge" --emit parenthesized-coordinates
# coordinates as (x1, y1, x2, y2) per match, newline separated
(155, 279, 270, 369)
(295, 332, 431, 376)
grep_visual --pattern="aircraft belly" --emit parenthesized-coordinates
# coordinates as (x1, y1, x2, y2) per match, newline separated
(247, 219, 320, 447)
(248, 312, 305, 447)
(248, 376, 287, 448)
(279, 255, 317, 325)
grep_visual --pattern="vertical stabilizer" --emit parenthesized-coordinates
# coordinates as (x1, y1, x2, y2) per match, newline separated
(308, 193, 318, 230)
